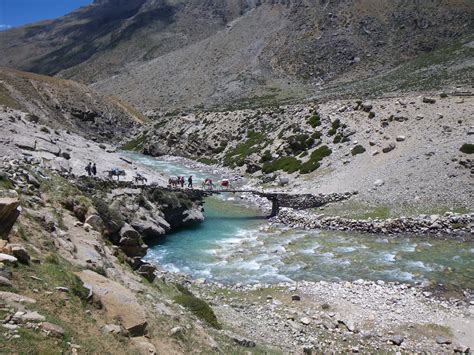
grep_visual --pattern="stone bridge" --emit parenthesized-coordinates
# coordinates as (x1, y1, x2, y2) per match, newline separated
(174, 188, 357, 218)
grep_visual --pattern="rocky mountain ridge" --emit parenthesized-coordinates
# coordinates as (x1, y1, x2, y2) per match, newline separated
(0, 0, 472, 110)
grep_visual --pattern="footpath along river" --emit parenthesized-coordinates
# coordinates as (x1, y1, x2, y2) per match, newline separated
(125, 152, 474, 291)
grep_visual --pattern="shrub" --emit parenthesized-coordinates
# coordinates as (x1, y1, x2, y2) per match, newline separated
(260, 150, 272, 163)
(223, 130, 267, 168)
(287, 134, 315, 154)
(308, 113, 321, 128)
(299, 145, 332, 174)
(333, 134, 342, 144)
(327, 119, 341, 136)
(0, 173, 12, 189)
(40, 126, 50, 134)
(174, 285, 221, 329)
(262, 157, 301, 174)
(351, 145, 366, 156)
(460, 143, 474, 154)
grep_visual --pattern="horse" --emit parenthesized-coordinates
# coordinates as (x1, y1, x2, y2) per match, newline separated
(219, 179, 232, 191)
(168, 177, 179, 189)
(202, 178, 215, 190)
(108, 168, 126, 181)
(134, 173, 148, 185)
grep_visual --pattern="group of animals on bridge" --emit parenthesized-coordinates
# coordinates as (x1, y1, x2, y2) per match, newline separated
(168, 176, 233, 191)
(86, 162, 234, 190)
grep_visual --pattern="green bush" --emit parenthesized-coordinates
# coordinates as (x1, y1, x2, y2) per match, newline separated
(262, 157, 301, 174)
(299, 145, 332, 174)
(327, 119, 341, 136)
(223, 130, 267, 168)
(333, 134, 342, 144)
(308, 113, 321, 128)
(0, 173, 12, 189)
(460, 143, 474, 154)
(351, 145, 366, 156)
(260, 150, 272, 163)
(174, 285, 221, 329)
(287, 134, 315, 154)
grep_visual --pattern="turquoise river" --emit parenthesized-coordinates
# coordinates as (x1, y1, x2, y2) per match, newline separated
(125, 153, 474, 291)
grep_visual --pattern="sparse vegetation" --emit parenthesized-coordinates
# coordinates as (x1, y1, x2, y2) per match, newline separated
(300, 145, 332, 174)
(327, 119, 341, 136)
(224, 130, 267, 167)
(351, 145, 366, 156)
(0, 173, 12, 189)
(460, 143, 474, 154)
(121, 133, 147, 151)
(262, 156, 301, 174)
(308, 112, 321, 128)
(174, 284, 221, 329)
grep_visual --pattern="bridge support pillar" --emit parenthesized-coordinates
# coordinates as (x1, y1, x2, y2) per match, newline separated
(269, 197, 279, 218)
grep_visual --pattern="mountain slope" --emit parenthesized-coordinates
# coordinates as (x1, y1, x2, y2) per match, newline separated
(0, 0, 472, 111)
(0, 67, 145, 141)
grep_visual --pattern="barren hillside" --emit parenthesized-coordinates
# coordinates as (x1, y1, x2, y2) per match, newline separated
(0, 0, 472, 110)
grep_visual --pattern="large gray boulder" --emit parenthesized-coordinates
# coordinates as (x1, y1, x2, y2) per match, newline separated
(0, 198, 21, 238)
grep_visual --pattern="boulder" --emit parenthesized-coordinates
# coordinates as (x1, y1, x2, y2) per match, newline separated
(382, 143, 396, 153)
(13, 311, 45, 323)
(374, 179, 384, 187)
(0, 291, 36, 304)
(130, 337, 157, 355)
(73, 205, 87, 223)
(291, 294, 301, 301)
(131, 220, 166, 239)
(0, 275, 12, 287)
(137, 264, 156, 282)
(119, 224, 141, 244)
(422, 97, 436, 104)
(0, 198, 21, 238)
(41, 322, 65, 338)
(10, 244, 30, 264)
(103, 324, 122, 334)
(75, 270, 147, 336)
(121, 245, 148, 258)
(0, 253, 17, 265)
(396, 135, 406, 142)
(435, 336, 452, 345)
(389, 335, 404, 346)
(85, 215, 104, 232)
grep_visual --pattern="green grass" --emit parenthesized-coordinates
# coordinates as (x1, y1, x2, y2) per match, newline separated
(262, 156, 301, 174)
(174, 284, 221, 329)
(224, 130, 267, 167)
(0, 173, 12, 189)
(460, 143, 474, 154)
(121, 133, 147, 151)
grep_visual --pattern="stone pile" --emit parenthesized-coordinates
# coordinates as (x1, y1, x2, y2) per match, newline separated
(273, 208, 473, 238)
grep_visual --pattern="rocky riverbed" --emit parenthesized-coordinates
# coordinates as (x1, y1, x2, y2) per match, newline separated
(273, 208, 474, 239)
(151, 263, 474, 354)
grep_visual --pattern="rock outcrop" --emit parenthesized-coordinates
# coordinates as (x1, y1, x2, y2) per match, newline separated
(0, 198, 21, 239)
(75, 270, 148, 336)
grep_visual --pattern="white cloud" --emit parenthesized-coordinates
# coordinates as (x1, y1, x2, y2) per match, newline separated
(0, 24, 12, 30)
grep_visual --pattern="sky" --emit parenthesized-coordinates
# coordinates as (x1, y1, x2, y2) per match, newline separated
(0, 0, 92, 30)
